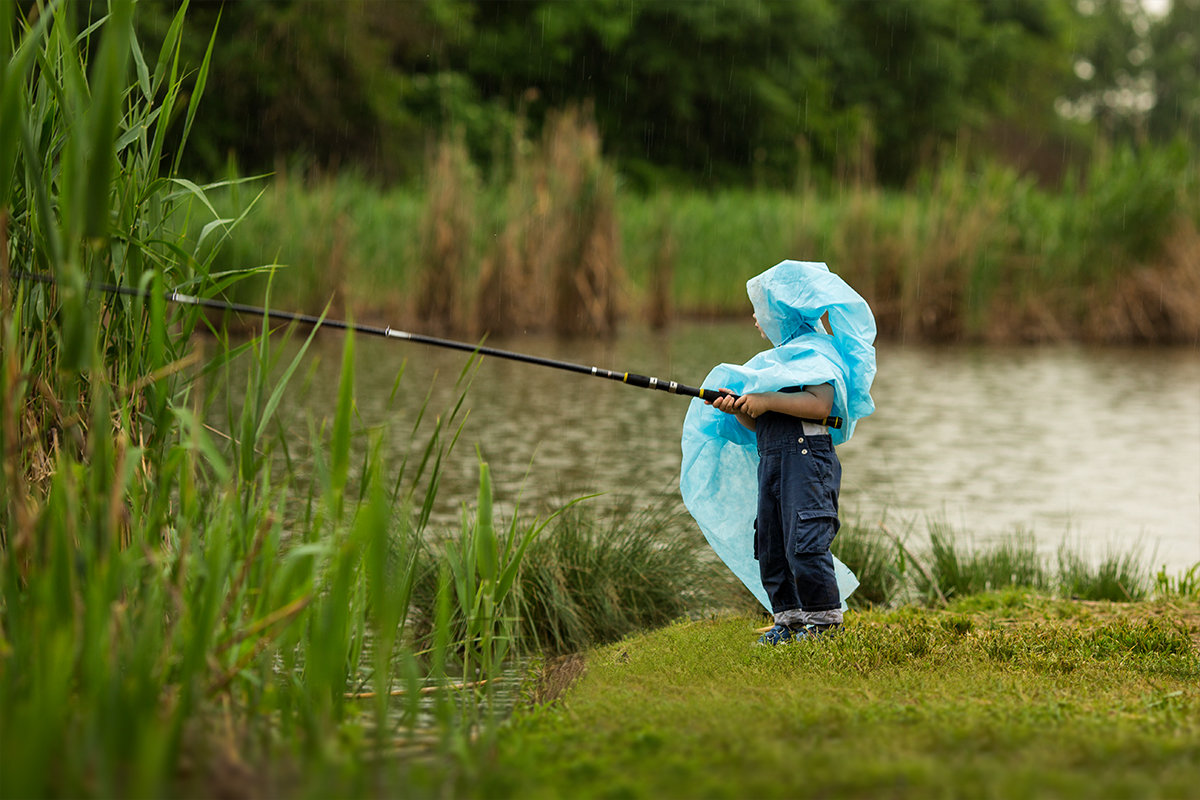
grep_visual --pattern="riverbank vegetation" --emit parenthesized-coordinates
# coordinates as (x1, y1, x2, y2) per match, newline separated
(208, 133, 1200, 346)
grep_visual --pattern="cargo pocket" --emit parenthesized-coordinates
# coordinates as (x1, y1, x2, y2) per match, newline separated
(791, 510, 839, 556)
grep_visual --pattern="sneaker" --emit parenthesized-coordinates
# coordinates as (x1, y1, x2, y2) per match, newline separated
(755, 623, 798, 646)
(791, 622, 841, 640)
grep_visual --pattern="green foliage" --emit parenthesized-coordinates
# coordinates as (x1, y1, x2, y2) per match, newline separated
(1060, 0, 1200, 146)
(1078, 141, 1193, 269)
(515, 497, 731, 655)
(1148, 0, 1200, 143)
(137, 0, 424, 181)
(130, 0, 1169, 189)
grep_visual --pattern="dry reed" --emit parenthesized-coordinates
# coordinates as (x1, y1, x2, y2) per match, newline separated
(1083, 220, 1200, 345)
(646, 214, 676, 330)
(546, 106, 622, 337)
(416, 133, 477, 335)
(474, 116, 549, 336)
(471, 105, 623, 338)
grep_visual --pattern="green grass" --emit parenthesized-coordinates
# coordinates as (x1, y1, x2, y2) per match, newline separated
(919, 522, 1050, 601)
(1058, 544, 1151, 602)
(476, 595, 1200, 800)
(831, 520, 1166, 609)
(829, 518, 904, 607)
(511, 496, 736, 655)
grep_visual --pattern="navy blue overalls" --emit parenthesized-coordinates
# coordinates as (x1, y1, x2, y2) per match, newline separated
(753, 399, 842, 616)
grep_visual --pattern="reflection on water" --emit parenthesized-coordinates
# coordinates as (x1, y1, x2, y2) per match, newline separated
(238, 322, 1200, 574)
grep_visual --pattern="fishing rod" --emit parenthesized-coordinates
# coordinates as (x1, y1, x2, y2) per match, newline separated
(9, 270, 844, 429)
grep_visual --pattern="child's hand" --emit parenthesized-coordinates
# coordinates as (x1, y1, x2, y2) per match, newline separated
(733, 393, 771, 419)
(705, 389, 740, 415)
(706, 388, 757, 430)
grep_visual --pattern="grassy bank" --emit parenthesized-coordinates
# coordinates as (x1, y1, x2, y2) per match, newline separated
(209, 138, 1200, 346)
(479, 594, 1200, 800)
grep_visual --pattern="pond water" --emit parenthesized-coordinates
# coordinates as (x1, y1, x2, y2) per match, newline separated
(251, 321, 1200, 575)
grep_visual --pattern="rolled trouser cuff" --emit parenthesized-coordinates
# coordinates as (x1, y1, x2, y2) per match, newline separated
(775, 607, 843, 627)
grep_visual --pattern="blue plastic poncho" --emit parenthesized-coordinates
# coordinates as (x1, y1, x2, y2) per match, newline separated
(679, 261, 878, 611)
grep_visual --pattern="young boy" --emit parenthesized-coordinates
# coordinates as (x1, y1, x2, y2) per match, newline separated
(679, 261, 877, 645)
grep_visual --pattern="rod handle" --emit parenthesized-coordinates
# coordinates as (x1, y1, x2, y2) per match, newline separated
(699, 386, 845, 430)
(697, 387, 739, 402)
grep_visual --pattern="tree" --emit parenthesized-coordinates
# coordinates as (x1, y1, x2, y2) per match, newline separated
(1148, 0, 1200, 142)
(137, 0, 428, 180)
(131, 0, 1183, 189)
(1055, 0, 1200, 146)
(446, 0, 1077, 188)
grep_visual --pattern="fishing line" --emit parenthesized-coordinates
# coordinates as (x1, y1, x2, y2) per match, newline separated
(8, 270, 843, 429)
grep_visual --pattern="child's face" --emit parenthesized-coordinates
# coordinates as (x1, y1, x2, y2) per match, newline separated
(753, 313, 766, 340)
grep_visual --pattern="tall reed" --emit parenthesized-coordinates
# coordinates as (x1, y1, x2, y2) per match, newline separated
(0, 4, 540, 796)
(475, 113, 547, 336)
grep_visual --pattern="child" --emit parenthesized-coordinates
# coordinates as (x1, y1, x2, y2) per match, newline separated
(679, 261, 877, 645)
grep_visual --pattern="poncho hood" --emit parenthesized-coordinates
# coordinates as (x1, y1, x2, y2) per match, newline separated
(680, 260, 878, 611)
